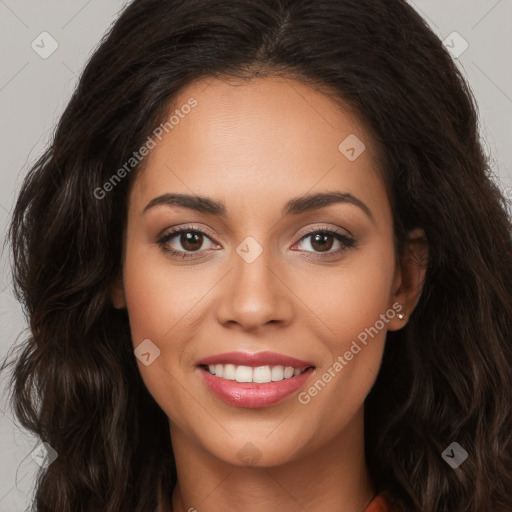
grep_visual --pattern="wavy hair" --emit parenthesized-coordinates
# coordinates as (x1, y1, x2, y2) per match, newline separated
(2, 0, 511, 510)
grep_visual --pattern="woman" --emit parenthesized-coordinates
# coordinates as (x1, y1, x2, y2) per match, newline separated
(2, 0, 511, 511)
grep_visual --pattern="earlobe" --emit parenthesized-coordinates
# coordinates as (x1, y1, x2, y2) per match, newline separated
(387, 301, 407, 331)
(388, 227, 428, 330)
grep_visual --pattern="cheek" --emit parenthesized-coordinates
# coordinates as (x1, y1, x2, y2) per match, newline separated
(122, 240, 207, 346)
(291, 240, 396, 422)
(121, 241, 205, 419)
(123, 227, 396, 359)
(293, 236, 396, 347)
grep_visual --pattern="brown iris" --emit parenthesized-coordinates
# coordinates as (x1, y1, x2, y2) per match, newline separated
(309, 232, 334, 252)
(180, 231, 204, 251)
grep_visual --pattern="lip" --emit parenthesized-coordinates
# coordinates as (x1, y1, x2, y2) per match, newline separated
(198, 366, 315, 408)
(195, 351, 316, 408)
(195, 351, 314, 368)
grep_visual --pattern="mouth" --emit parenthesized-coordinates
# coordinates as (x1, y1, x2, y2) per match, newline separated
(199, 363, 314, 383)
(195, 351, 316, 408)
(198, 365, 316, 408)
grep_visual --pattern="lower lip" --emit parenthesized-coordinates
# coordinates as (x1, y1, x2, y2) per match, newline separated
(198, 366, 315, 408)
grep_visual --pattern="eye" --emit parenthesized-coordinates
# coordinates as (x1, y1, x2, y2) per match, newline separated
(157, 225, 217, 259)
(293, 227, 356, 256)
(157, 225, 356, 260)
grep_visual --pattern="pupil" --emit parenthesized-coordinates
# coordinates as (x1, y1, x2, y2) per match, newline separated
(182, 232, 202, 251)
(312, 233, 333, 252)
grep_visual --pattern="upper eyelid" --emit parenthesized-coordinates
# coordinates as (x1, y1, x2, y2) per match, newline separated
(159, 224, 352, 247)
(296, 225, 352, 239)
(159, 225, 218, 244)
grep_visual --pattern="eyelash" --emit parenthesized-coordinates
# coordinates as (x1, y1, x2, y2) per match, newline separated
(157, 224, 356, 260)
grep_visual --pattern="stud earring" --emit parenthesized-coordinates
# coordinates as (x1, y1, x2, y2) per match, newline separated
(397, 311, 405, 320)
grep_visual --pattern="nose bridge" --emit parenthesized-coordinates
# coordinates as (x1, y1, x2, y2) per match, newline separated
(215, 234, 292, 329)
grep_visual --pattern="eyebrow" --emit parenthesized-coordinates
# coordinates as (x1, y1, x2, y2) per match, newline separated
(143, 191, 374, 221)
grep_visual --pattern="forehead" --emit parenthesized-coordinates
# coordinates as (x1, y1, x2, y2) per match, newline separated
(130, 75, 388, 221)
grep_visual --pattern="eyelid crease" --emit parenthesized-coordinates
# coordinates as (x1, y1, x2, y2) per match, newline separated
(156, 224, 356, 259)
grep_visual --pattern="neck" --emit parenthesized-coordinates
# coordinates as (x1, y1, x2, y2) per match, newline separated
(162, 408, 376, 512)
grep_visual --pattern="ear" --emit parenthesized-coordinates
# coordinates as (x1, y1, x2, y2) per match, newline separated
(387, 227, 428, 331)
(110, 273, 126, 309)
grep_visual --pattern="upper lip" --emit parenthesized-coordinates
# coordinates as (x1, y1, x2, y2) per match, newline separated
(196, 351, 315, 368)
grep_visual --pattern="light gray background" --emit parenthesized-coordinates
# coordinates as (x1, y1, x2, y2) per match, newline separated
(0, 1, 511, 510)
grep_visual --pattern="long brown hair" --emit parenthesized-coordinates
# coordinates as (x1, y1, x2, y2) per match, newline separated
(2, 0, 511, 510)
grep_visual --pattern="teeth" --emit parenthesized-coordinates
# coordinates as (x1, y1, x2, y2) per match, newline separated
(205, 364, 308, 382)
(235, 365, 253, 383)
(253, 366, 272, 383)
(284, 366, 294, 379)
(271, 366, 284, 381)
(223, 364, 236, 380)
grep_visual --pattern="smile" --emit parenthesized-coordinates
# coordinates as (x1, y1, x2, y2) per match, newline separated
(195, 351, 316, 408)
(202, 363, 309, 382)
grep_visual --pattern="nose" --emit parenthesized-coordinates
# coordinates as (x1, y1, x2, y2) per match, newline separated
(214, 244, 294, 332)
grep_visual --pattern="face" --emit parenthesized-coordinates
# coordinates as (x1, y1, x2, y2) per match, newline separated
(113, 75, 423, 468)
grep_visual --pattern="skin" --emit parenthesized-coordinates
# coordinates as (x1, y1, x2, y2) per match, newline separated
(112, 75, 428, 512)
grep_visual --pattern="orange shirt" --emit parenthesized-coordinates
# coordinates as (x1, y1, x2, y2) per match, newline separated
(364, 492, 402, 512)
